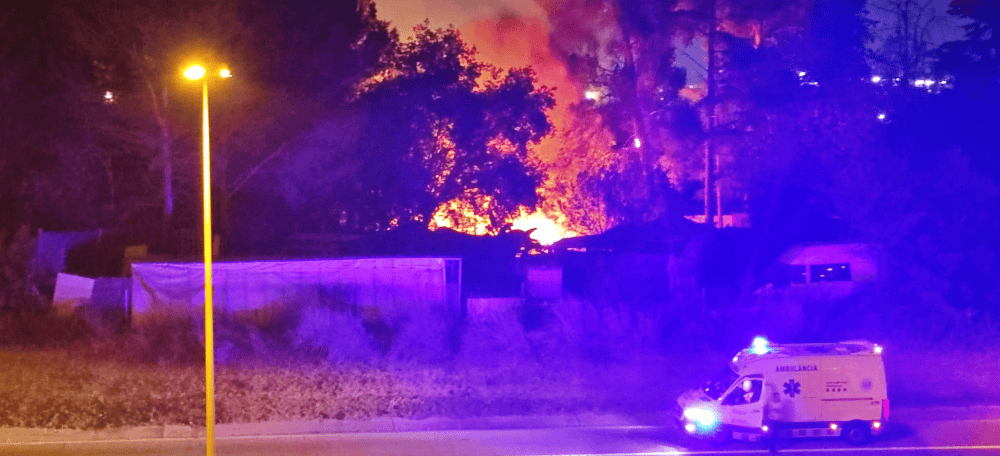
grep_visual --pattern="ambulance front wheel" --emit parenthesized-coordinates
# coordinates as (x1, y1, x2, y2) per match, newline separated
(842, 421, 870, 446)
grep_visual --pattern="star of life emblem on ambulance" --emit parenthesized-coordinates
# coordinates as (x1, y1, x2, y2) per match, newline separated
(783, 379, 801, 397)
(861, 379, 873, 391)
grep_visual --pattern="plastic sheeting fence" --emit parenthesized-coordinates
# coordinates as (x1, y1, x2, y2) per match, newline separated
(130, 258, 462, 322)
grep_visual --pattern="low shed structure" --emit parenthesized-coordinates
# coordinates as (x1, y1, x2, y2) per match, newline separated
(130, 257, 462, 323)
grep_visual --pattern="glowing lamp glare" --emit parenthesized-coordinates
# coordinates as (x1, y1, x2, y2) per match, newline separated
(184, 65, 206, 80)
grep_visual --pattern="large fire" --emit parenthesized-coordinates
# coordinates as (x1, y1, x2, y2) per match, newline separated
(430, 203, 579, 246)
(460, 12, 586, 244)
(510, 209, 580, 245)
(376, 0, 607, 243)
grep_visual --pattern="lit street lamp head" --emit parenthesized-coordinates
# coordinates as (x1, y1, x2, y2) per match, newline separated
(184, 65, 206, 80)
(185, 65, 232, 81)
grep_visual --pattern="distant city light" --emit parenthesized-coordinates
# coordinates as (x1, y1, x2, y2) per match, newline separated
(871, 75, 882, 83)
(914, 79, 927, 87)
(103, 91, 114, 103)
(634, 137, 641, 148)
(584, 90, 600, 101)
(877, 112, 887, 120)
(220, 68, 232, 78)
(797, 71, 806, 77)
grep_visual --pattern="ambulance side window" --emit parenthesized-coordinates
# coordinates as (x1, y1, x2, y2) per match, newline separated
(748, 380, 763, 402)
(723, 378, 763, 405)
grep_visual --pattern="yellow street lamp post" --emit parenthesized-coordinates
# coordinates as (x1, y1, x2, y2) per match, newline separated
(183, 64, 230, 456)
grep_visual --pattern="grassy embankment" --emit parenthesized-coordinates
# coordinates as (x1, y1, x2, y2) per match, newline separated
(0, 348, 716, 429)
(2, 345, 999, 430)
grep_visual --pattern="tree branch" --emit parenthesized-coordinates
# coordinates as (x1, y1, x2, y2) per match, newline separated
(227, 141, 290, 199)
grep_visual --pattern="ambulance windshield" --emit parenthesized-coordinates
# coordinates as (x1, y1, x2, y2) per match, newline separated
(702, 365, 739, 400)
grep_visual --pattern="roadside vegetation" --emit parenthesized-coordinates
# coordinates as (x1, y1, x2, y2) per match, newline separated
(1, 298, 999, 430)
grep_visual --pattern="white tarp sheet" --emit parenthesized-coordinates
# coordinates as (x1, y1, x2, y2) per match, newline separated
(53, 273, 95, 315)
(130, 258, 460, 321)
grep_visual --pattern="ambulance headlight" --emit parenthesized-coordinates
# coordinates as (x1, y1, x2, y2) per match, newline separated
(683, 408, 718, 427)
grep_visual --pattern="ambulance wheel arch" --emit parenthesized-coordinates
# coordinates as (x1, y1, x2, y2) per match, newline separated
(842, 420, 870, 445)
(696, 423, 732, 446)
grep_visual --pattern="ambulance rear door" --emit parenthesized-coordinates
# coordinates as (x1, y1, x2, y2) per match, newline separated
(821, 356, 886, 422)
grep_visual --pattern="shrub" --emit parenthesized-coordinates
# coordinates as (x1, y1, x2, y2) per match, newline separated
(386, 310, 455, 363)
(459, 308, 533, 365)
(214, 305, 301, 365)
(0, 310, 93, 348)
(292, 305, 377, 362)
(520, 300, 587, 365)
(118, 318, 204, 366)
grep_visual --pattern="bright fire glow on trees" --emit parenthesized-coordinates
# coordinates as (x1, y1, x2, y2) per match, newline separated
(430, 197, 578, 245)
(510, 210, 579, 245)
(430, 197, 494, 236)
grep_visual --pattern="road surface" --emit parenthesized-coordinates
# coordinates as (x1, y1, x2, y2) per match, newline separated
(3, 415, 999, 456)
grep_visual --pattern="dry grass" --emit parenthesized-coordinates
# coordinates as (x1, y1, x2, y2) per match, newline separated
(0, 346, 722, 430)
(3, 302, 998, 431)
(2, 344, 999, 430)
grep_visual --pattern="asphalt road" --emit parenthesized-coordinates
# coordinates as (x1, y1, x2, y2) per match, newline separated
(3, 417, 999, 456)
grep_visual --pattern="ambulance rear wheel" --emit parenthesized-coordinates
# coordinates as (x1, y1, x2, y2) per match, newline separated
(842, 422, 869, 446)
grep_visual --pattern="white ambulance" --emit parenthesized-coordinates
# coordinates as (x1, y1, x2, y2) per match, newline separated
(676, 337, 889, 445)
